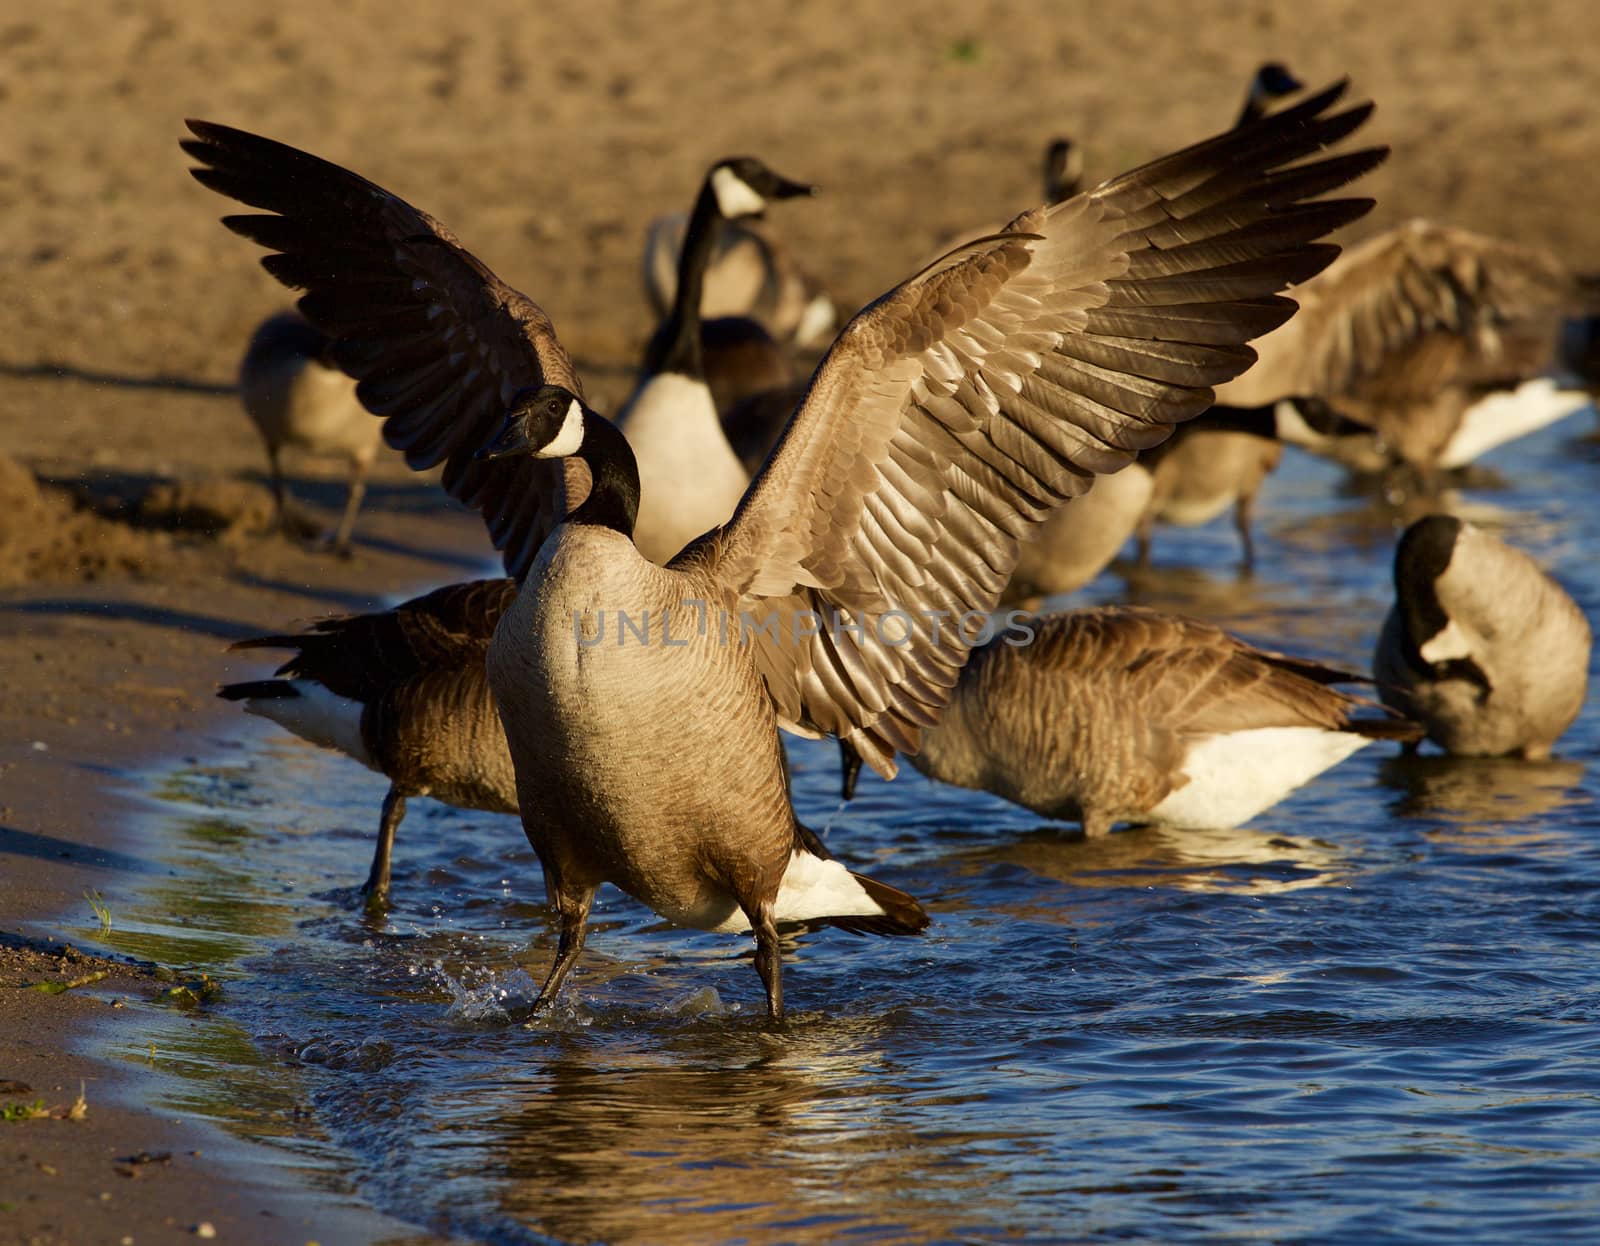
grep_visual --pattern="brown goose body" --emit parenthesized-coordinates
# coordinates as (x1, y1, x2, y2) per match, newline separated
(911, 607, 1418, 835)
(1373, 516, 1591, 758)
(218, 578, 517, 905)
(186, 81, 1384, 1017)
(1001, 467, 1154, 604)
(238, 310, 383, 550)
(492, 528, 835, 935)
(1217, 220, 1591, 477)
(1136, 424, 1283, 567)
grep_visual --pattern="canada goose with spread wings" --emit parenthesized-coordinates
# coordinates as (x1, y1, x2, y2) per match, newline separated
(185, 81, 1383, 1018)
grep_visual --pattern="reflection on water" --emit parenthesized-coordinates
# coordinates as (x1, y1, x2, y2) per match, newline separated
(955, 822, 1352, 898)
(1381, 754, 1589, 827)
(68, 421, 1600, 1243)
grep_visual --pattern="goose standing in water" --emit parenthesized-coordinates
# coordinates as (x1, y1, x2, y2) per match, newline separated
(217, 579, 518, 912)
(185, 81, 1383, 1018)
(619, 157, 816, 564)
(842, 607, 1418, 831)
(215, 162, 816, 890)
(238, 310, 382, 551)
(1373, 515, 1591, 758)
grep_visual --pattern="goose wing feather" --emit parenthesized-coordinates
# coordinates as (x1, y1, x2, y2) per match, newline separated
(1216, 219, 1578, 408)
(182, 121, 585, 582)
(690, 83, 1384, 777)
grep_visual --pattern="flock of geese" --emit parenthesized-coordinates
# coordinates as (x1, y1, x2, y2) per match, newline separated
(201, 68, 1594, 1019)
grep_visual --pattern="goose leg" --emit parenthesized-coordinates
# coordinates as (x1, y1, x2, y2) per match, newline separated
(838, 738, 863, 802)
(1135, 513, 1154, 569)
(361, 785, 405, 913)
(1234, 490, 1258, 569)
(331, 458, 369, 555)
(748, 900, 784, 1021)
(533, 886, 595, 1011)
(266, 444, 290, 533)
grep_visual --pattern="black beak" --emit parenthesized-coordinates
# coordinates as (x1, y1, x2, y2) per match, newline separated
(839, 738, 863, 802)
(476, 412, 530, 462)
(772, 175, 818, 201)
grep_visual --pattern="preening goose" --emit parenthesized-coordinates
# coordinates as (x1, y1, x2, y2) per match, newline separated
(1373, 515, 1591, 758)
(619, 157, 816, 564)
(238, 310, 383, 551)
(217, 579, 517, 911)
(843, 607, 1418, 833)
(185, 81, 1383, 1018)
(1215, 220, 1595, 480)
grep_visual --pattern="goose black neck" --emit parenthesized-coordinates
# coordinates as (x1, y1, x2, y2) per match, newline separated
(654, 180, 725, 379)
(1196, 403, 1278, 439)
(571, 410, 640, 538)
(1235, 96, 1266, 128)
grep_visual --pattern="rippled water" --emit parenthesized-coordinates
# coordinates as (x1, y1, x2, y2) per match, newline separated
(79, 416, 1600, 1244)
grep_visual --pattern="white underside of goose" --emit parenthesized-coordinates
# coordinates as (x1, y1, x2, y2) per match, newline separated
(793, 292, 838, 349)
(1149, 726, 1369, 829)
(616, 372, 750, 564)
(1156, 490, 1237, 526)
(1436, 378, 1591, 469)
(240, 680, 373, 769)
(677, 850, 893, 934)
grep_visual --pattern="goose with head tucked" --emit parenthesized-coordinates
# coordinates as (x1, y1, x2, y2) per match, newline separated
(621, 156, 817, 564)
(1373, 515, 1591, 759)
(184, 81, 1383, 1019)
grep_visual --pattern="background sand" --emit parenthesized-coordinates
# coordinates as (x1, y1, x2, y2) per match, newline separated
(2, 1, 1596, 1241)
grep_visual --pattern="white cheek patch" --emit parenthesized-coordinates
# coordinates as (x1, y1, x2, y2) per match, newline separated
(1419, 618, 1473, 664)
(537, 399, 586, 458)
(711, 166, 767, 219)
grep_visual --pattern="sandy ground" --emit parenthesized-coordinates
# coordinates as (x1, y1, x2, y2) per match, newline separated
(3, 0, 1597, 1241)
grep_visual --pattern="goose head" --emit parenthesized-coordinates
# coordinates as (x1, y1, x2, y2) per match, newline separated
(1237, 62, 1305, 126)
(479, 385, 590, 461)
(1042, 138, 1084, 204)
(1392, 514, 1492, 692)
(708, 156, 816, 222)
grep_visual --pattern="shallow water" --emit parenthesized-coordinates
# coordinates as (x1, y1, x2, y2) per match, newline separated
(78, 415, 1600, 1244)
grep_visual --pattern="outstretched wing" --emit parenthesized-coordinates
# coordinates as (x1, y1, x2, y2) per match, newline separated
(182, 121, 586, 581)
(1216, 218, 1577, 408)
(689, 83, 1384, 777)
